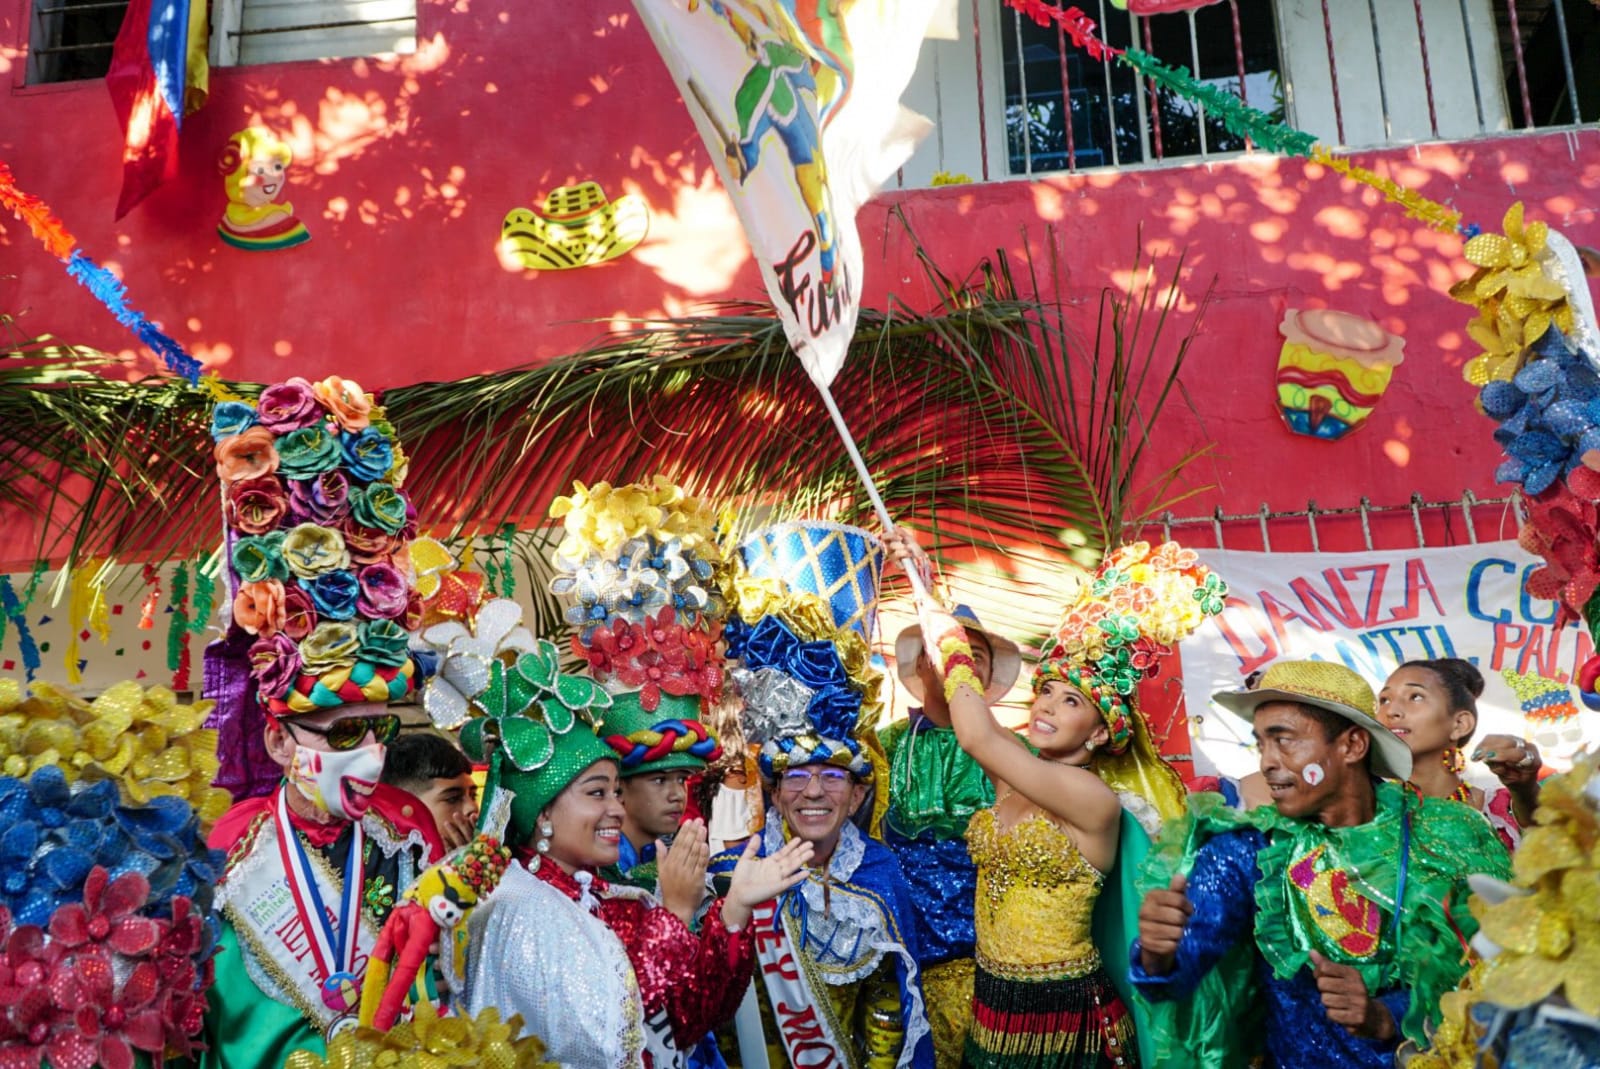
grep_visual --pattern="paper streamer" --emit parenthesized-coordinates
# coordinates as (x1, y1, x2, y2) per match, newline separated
(64, 559, 111, 685)
(0, 575, 40, 682)
(0, 161, 201, 383)
(499, 524, 517, 600)
(188, 556, 215, 637)
(168, 560, 190, 690)
(1001, 0, 1469, 235)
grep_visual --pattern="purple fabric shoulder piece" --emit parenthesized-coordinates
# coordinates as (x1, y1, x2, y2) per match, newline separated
(203, 627, 279, 801)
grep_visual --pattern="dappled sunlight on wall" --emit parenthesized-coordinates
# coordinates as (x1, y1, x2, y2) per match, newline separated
(1, 0, 1597, 532)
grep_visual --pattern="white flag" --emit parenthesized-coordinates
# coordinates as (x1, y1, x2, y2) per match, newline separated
(632, 0, 946, 386)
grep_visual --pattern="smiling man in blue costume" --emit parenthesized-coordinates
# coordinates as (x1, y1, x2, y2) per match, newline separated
(197, 376, 446, 1069)
(880, 607, 1021, 1069)
(1130, 660, 1513, 1069)
(711, 521, 935, 1069)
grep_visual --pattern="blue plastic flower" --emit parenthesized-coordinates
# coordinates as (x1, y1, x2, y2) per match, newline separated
(210, 401, 259, 441)
(307, 569, 362, 621)
(1484, 330, 1600, 494)
(341, 426, 395, 482)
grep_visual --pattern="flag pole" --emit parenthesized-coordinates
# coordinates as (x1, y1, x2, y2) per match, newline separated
(813, 380, 932, 601)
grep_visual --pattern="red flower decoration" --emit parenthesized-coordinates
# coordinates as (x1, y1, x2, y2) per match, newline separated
(0, 924, 61, 1007)
(1519, 473, 1600, 627)
(0, 987, 62, 1068)
(47, 951, 164, 1069)
(47, 869, 161, 960)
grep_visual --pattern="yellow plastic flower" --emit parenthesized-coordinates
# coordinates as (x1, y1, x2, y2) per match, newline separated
(285, 1004, 555, 1069)
(550, 477, 726, 562)
(1418, 750, 1600, 1044)
(282, 523, 352, 580)
(299, 621, 362, 674)
(0, 681, 235, 833)
(1452, 202, 1577, 385)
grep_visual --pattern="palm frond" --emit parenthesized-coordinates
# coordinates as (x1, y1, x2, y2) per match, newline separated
(0, 235, 1213, 647)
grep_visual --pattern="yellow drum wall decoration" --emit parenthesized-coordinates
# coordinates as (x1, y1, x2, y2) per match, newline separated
(498, 182, 649, 271)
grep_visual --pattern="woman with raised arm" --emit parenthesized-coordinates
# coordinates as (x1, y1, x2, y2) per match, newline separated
(1377, 657, 1540, 850)
(884, 531, 1227, 1069)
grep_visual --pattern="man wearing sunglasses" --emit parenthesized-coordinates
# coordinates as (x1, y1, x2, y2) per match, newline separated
(197, 379, 446, 1069)
(202, 696, 447, 1068)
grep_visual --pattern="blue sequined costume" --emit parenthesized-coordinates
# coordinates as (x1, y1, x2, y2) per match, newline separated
(880, 716, 991, 1069)
(1130, 829, 1407, 1069)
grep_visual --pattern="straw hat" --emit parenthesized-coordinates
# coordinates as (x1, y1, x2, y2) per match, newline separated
(896, 605, 1021, 704)
(1213, 660, 1413, 781)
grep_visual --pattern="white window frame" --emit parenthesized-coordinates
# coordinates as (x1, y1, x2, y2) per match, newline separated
(209, 0, 418, 68)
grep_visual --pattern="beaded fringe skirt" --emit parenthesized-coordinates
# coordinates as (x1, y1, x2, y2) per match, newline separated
(961, 962, 1138, 1069)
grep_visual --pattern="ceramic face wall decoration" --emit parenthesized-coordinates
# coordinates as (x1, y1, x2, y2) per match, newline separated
(217, 128, 310, 251)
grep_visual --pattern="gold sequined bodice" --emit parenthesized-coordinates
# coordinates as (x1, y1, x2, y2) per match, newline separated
(965, 808, 1105, 980)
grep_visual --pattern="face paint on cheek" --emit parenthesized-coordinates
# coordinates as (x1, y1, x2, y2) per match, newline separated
(1301, 762, 1326, 787)
(288, 749, 328, 810)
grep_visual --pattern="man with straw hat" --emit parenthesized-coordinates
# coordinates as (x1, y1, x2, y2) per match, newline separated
(1131, 660, 1512, 1069)
(881, 606, 1021, 1069)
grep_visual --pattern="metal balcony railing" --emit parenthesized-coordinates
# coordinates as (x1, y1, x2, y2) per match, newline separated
(896, 0, 1600, 187)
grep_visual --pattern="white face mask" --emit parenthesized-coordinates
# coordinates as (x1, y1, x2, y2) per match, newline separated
(288, 742, 386, 822)
(707, 782, 758, 848)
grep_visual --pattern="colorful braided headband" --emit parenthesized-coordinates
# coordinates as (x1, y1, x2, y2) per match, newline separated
(266, 658, 415, 717)
(603, 718, 723, 768)
(1033, 658, 1133, 755)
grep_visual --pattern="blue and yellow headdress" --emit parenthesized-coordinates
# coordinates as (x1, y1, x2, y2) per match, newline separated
(726, 522, 889, 829)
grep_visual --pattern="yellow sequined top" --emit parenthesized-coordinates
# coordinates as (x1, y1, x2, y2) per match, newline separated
(966, 808, 1105, 982)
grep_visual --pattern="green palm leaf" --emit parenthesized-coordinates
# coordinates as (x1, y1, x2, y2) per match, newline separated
(0, 236, 1211, 650)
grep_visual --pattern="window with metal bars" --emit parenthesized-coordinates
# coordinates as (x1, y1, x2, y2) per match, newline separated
(25, 0, 417, 84)
(1000, 0, 1285, 174)
(991, 0, 1597, 181)
(25, 0, 128, 85)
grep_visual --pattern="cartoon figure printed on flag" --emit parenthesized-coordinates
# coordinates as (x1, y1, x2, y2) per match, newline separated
(633, 0, 950, 388)
(692, 0, 853, 288)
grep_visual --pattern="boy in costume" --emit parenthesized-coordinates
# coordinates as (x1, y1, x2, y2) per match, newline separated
(1131, 660, 1513, 1068)
(199, 376, 444, 1067)
(880, 606, 1021, 1069)
(543, 478, 729, 894)
(714, 521, 935, 1069)
(380, 730, 480, 852)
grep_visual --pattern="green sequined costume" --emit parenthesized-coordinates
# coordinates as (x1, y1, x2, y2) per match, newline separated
(1132, 783, 1512, 1068)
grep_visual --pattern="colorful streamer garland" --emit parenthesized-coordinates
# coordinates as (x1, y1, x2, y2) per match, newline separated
(0, 162, 201, 383)
(1004, 1, 1470, 235)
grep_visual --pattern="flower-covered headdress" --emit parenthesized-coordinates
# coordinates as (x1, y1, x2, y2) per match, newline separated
(546, 479, 725, 776)
(1452, 205, 1600, 708)
(208, 376, 420, 724)
(0, 679, 225, 1066)
(726, 522, 888, 825)
(1037, 541, 1227, 822)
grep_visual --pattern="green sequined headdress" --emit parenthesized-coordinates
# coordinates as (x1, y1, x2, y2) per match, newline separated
(454, 636, 616, 848)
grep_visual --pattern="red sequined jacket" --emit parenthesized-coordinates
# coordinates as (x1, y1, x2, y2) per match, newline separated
(528, 859, 756, 1047)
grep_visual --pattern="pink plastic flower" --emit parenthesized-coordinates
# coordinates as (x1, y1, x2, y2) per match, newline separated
(47, 869, 160, 960)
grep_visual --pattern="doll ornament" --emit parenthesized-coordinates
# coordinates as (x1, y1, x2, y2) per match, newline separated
(357, 836, 512, 1031)
(218, 127, 311, 251)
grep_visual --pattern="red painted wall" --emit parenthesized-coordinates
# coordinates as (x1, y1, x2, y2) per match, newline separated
(3, 1, 1599, 546)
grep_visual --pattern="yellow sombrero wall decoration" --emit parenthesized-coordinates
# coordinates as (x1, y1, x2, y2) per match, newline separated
(497, 181, 649, 271)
